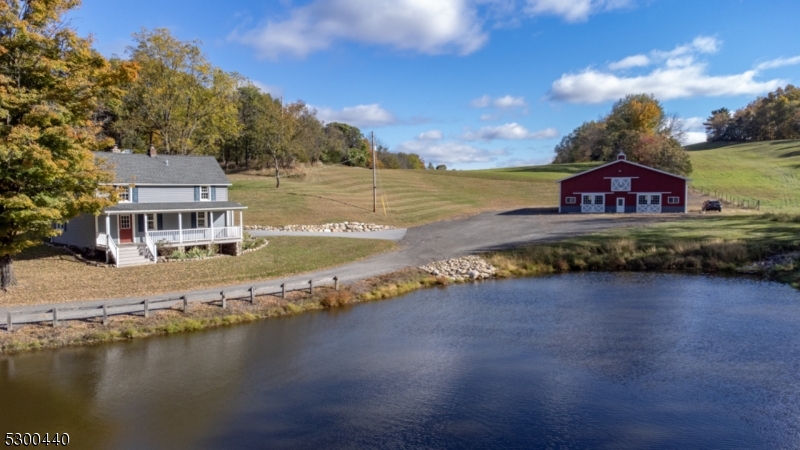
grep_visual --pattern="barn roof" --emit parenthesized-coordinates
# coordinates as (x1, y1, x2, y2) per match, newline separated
(555, 159, 692, 183)
(94, 152, 232, 186)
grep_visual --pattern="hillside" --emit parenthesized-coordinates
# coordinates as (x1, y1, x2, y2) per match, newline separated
(229, 164, 582, 227)
(686, 139, 800, 211)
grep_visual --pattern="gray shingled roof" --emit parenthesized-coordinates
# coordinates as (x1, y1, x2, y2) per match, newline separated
(106, 201, 246, 213)
(94, 152, 231, 185)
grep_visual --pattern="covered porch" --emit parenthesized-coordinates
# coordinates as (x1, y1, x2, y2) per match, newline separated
(94, 201, 247, 264)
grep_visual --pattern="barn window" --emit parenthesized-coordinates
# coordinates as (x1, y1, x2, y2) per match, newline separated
(594, 195, 604, 205)
(565, 197, 576, 204)
(611, 178, 631, 192)
(638, 195, 648, 205)
(668, 196, 679, 204)
(650, 195, 660, 205)
(582, 195, 591, 205)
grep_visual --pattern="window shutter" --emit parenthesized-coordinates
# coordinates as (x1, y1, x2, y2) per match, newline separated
(64, 222, 68, 232)
(211, 186, 217, 201)
(133, 187, 139, 203)
(157, 214, 163, 230)
(137, 214, 144, 232)
(191, 212, 197, 229)
(194, 186, 200, 201)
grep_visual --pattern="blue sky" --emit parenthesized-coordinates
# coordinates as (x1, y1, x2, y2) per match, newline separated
(70, 0, 800, 169)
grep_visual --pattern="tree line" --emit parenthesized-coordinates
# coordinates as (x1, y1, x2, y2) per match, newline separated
(552, 94, 692, 175)
(704, 85, 800, 142)
(96, 28, 427, 186)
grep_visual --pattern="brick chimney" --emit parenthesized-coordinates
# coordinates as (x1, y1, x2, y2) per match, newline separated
(148, 145, 157, 158)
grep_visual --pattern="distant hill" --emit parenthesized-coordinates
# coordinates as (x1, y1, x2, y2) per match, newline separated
(686, 139, 800, 211)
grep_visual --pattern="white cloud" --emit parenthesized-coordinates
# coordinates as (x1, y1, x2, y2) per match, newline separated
(470, 95, 492, 108)
(524, 0, 635, 22)
(249, 80, 283, 97)
(314, 104, 397, 128)
(550, 36, 785, 104)
(396, 140, 507, 165)
(755, 55, 800, 71)
(684, 132, 707, 145)
(683, 116, 705, 130)
(608, 54, 650, 70)
(463, 123, 558, 141)
(471, 94, 527, 109)
(233, 0, 488, 59)
(417, 130, 443, 140)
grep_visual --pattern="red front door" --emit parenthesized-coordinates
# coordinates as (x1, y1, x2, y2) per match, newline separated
(119, 215, 133, 243)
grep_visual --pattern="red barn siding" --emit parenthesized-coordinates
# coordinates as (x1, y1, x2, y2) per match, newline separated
(558, 160, 688, 213)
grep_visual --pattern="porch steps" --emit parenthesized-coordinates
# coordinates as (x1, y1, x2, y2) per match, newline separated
(114, 245, 154, 267)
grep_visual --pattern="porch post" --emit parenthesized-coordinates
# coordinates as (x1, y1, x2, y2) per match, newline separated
(239, 210, 243, 237)
(178, 213, 183, 244)
(210, 211, 214, 242)
(94, 215, 99, 250)
(105, 214, 111, 263)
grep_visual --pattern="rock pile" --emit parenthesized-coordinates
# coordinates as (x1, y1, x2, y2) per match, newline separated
(420, 256, 497, 281)
(245, 222, 395, 233)
(737, 251, 799, 273)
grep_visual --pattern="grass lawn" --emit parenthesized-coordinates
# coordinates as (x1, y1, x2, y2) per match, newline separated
(229, 164, 582, 227)
(486, 214, 800, 284)
(2, 236, 394, 307)
(686, 139, 800, 211)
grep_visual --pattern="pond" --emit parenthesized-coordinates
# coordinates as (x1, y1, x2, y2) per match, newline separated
(2, 273, 800, 449)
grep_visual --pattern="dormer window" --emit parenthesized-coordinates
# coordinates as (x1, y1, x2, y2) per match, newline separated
(119, 186, 132, 202)
(200, 186, 210, 201)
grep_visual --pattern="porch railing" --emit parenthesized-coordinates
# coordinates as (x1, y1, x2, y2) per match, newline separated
(144, 233, 157, 261)
(147, 227, 242, 245)
(99, 233, 119, 267)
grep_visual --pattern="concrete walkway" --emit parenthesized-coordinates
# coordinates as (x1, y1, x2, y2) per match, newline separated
(0, 209, 690, 314)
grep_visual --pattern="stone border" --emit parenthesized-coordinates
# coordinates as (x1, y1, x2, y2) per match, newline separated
(419, 256, 497, 281)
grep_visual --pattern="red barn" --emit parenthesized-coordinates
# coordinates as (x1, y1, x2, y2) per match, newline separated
(557, 152, 690, 214)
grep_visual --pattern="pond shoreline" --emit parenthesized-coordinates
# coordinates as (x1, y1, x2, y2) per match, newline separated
(1, 248, 797, 355)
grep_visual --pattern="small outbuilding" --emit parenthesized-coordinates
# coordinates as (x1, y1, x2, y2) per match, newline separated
(557, 152, 690, 214)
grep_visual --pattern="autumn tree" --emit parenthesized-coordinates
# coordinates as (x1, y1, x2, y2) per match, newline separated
(704, 85, 800, 142)
(118, 28, 240, 155)
(0, 0, 132, 288)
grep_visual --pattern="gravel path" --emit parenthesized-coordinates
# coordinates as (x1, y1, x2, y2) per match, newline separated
(0, 208, 688, 314)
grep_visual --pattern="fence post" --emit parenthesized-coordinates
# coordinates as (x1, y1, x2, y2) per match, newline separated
(53, 308, 58, 328)
(281, 283, 286, 299)
(309, 279, 314, 295)
(250, 286, 255, 304)
(182, 295, 188, 313)
(102, 305, 108, 326)
(144, 299, 150, 318)
(221, 291, 226, 309)
(6, 312, 12, 332)
(334, 276, 339, 291)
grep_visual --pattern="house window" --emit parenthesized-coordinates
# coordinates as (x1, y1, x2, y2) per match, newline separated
(650, 195, 660, 205)
(200, 186, 210, 201)
(594, 195, 604, 205)
(197, 211, 207, 228)
(565, 197, 576, 204)
(146, 213, 155, 230)
(611, 178, 631, 192)
(668, 196, 679, 204)
(119, 215, 131, 230)
(119, 186, 131, 202)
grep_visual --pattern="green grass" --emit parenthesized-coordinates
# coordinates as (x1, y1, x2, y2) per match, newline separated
(4, 236, 394, 306)
(486, 214, 800, 283)
(229, 164, 582, 227)
(686, 139, 800, 211)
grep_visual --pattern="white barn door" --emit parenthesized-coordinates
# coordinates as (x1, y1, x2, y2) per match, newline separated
(636, 194, 662, 213)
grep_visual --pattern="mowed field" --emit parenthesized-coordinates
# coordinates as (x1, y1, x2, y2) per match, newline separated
(686, 139, 800, 211)
(229, 164, 585, 227)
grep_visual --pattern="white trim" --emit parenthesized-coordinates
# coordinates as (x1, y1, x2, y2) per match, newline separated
(667, 196, 680, 204)
(103, 206, 247, 215)
(118, 186, 132, 203)
(197, 211, 207, 228)
(558, 181, 562, 213)
(565, 196, 577, 204)
(603, 176, 639, 179)
(610, 177, 632, 192)
(199, 185, 210, 201)
(555, 159, 692, 183)
(685, 183, 689, 213)
(101, 183, 233, 187)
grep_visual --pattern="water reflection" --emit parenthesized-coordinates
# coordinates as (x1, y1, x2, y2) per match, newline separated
(2, 273, 800, 449)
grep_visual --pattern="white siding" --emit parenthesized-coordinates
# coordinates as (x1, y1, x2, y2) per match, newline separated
(52, 214, 97, 249)
(210, 211, 226, 227)
(215, 187, 228, 201)
(137, 186, 195, 203)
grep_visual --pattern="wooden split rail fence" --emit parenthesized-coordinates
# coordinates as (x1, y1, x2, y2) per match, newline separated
(1, 276, 340, 332)
(694, 187, 761, 210)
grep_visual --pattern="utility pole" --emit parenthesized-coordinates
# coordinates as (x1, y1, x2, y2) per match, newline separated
(372, 131, 377, 213)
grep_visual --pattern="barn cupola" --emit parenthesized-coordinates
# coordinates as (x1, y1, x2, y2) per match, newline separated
(617, 150, 627, 161)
